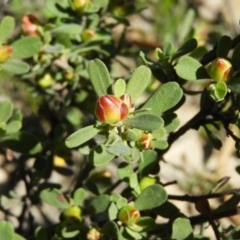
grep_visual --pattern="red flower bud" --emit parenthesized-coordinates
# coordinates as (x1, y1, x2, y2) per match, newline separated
(95, 95, 129, 124)
(120, 94, 132, 109)
(136, 133, 153, 149)
(22, 14, 40, 36)
(0, 45, 12, 63)
(63, 206, 82, 222)
(118, 205, 140, 225)
(87, 227, 101, 240)
(207, 58, 233, 82)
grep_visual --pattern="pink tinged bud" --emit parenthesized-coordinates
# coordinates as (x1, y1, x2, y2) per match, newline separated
(136, 133, 153, 150)
(87, 228, 101, 240)
(120, 94, 132, 109)
(22, 14, 39, 36)
(207, 58, 233, 82)
(118, 205, 140, 225)
(95, 95, 129, 124)
(0, 45, 12, 63)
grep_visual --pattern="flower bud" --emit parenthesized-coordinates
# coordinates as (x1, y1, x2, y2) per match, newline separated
(136, 133, 153, 150)
(139, 176, 156, 191)
(95, 95, 129, 124)
(0, 45, 12, 63)
(118, 205, 140, 225)
(207, 58, 233, 82)
(81, 29, 96, 42)
(38, 73, 53, 88)
(120, 94, 132, 109)
(63, 206, 82, 222)
(87, 227, 101, 240)
(72, 0, 92, 11)
(22, 14, 40, 36)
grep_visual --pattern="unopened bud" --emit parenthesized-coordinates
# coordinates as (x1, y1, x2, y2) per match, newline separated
(120, 94, 132, 109)
(95, 95, 129, 124)
(87, 227, 101, 240)
(22, 14, 40, 36)
(81, 29, 96, 42)
(118, 205, 140, 225)
(139, 176, 157, 191)
(38, 73, 53, 88)
(72, 0, 92, 11)
(0, 45, 12, 63)
(207, 58, 233, 82)
(63, 206, 82, 222)
(136, 133, 153, 150)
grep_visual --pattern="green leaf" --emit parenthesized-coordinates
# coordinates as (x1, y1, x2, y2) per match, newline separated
(0, 16, 15, 44)
(217, 35, 232, 58)
(162, 113, 180, 133)
(0, 221, 15, 240)
(88, 59, 112, 97)
(142, 82, 183, 114)
(14, 233, 27, 240)
(73, 188, 85, 206)
(117, 162, 134, 181)
(35, 226, 48, 240)
(125, 66, 151, 102)
(6, 121, 22, 134)
(232, 43, 240, 71)
(11, 36, 42, 59)
(209, 82, 227, 102)
(106, 141, 131, 156)
(129, 172, 139, 190)
(125, 227, 142, 239)
(113, 79, 126, 97)
(1, 131, 42, 154)
(51, 24, 82, 35)
(123, 113, 163, 131)
(175, 56, 209, 80)
(2, 59, 30, 75)
(123, 128, 142, 141)
(0, 100, 13, 123)
(172, 217, 193, 240)
(135, 217, 156, 231)
(139, 150, 158, 178)
(65, 125, 99, 148)
(228, 226, 240, 240)
(135, 184, 167, 210)
(163, 42, 173, 57)
(108, 202, 119, 220)
(86, 194, 110, 214)
(152, 140, 168, 150)
(172, 38, 198, 61)
(102, 221, 119, 238)
(61, 227, 80, 238)
(89, 144, 114, 166)
(213, 195, 239, 214)
(40, 188, 70, 209)
(206, 129, 222, 150)
(228, 78, 240, 93)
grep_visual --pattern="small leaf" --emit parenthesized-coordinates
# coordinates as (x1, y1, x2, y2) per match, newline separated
(113, 79, 126, 97)
(61, 227, 80, 238)
(206, 129, 222, 150)
(152, 140, 168, 150)
(213, 195, 239, 214)
(125, 227, 142, 239)
(117, 162, 134, 181)
(50, 24, 82, 34)
(135, 217, 156, 231)
(0, 17, 15, 44)
(65, 125, 100, 148)
(1, 131, 42, 154)
(2, 59, 30, 75)
(172, 217, 193, 240)
(11, 36, 42, 59)
(135, 184, 167, 210)
(123, 113, 163, 131)
(125, 66, 151, 102)
(0, 221, 15, 240)
(88, 59, 112, 97)
(40, 188, 70, 209)
(123, 128, 142, 141)
(172, 38, 198, 61)
(228, 226, 240, 240)
(162, 113, 180, 133)
(6, 121, 22, 134)
(228, 78, 240, 93)
(139, 150, 158, 178)
(0, 100, 13, 123)
(129, 172, 139, 190)
(73, 188, 85, 206)
(86, 194, 110, 214)
(89, 144, 114, 166)
(108, 202, 119, 220)
(106, 141, 131, 156)
(35, 226, 48, 240)
(175, 56, 209, 80)
(209, 83, 227, 102)
(163, 42, 173, 57)
(217, 35, 232, 58)
(142, 82, 183, 114)
(232, 43, 240, 71)
(102, 221, 119, 238)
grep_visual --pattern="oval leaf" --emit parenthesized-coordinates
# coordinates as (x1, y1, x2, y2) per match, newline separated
(2, 59, 30, 75)
(123, 113, 163, 131)
(217, 35, 232, 58)
(51, 24, 82, 34)
(1, 131, 42, 154)
(125, 66, 151, 102)
(0, 221, 15, 240)
(135, 184, 167, 210)
(142, 82, 183, 114)
(65, 125, 99, 148)
(73, 188, 85, 206)
(232, 43, 240, 71)
(0, 100, 13, 123)
(88, 59, 112, 97)
(0, 16, 15, 44)
(172, 217, 193, 239)
(89, 144, 114, 166)
(227, 78, 240, 93)
(40, 188, 70, 209)
(102, 221, 119, 238)
(86, 194, 110, 214)
(106, 141, 131, 156)
(113, 79, 126, 97)
(11, 36, 42, 59)
(175, 56, 209, 80)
